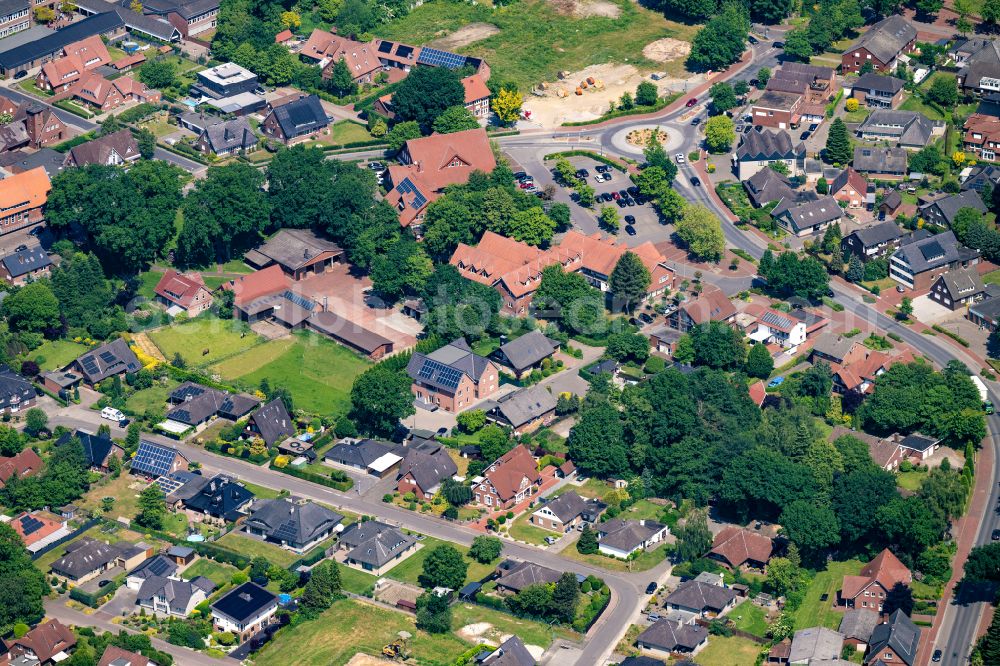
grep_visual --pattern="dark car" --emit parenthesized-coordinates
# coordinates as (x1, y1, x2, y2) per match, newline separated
(800, 131, 812, 140)
(931, 650, 942, 663)
(436, 427, 449, 436)
(772, 41, 784, 48)
(691, 176, 701, 187)
(993, 529, 1000, 541)
(625, 224, 637, 235)
(617, 199, 627, 208)
(601, 192, 613, 202)
(596, 164, 610, 173)
(576, 169, 590, 178)
(625, 198, 636, 207)
(118, 418, 131, 428)
(98, 579, 112, 588)
(28, 227, 41, 237)
(627, 186, 639, 196)
(513, 171, 528, 180)
(743, 124, 753, 133)
(645, 582, 657, 594)
(748, 35, 758, 44)
(13, 70, 26, 80)
(638, 312, 654, 324)
(367, 161, 384, 171)
(808, 123, 818, 132)
(691, 116, 702, 126)
(624, 215, 636, 224)
(749, 78, 759, 87)
(619, 189, 629, 198)
(685, 97, 698, 107)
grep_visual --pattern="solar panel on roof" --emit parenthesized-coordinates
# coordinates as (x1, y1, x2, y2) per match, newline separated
(377, 41, 393, 53)
(397, 178, 428, 210)
(920, 241, 945, 261)
(396, 45, 413, 58)
(419, 358, 463, 389)
(133, 441, 176, 476)
(282, 290, 315, 311)
(273, 520, 299, 542)
(99, 351, 117, 363)
(20, 516, 43, 535)
(417, 46, 467, 69)
(147, 557, 172, 576)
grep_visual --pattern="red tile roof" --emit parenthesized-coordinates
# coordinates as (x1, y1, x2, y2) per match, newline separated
(223, 264, 290, 307)
(155, 269, 209, 309)
(711, 526, 774, 568)
(11, 511, 65, 547)
(749, 381, 766, 407)
(0, 167, 50, 216)
(275, 29, 293, 43)
(0, 448, 42, 488)
(841, 548, 911, 600)
(110, 52, 146, 70)
(461, 73, 490, 104)
(484, 444, 539, 503)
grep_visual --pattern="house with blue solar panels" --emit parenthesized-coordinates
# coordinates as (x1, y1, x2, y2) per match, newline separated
(406, 338, 500, 413)
(72, 337, 141, 386)
(261, 92, 329, 144)
(130, 440, 189, 478)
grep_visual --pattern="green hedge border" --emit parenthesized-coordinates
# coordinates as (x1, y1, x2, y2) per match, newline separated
(560, 92, 683, 127)
(542, 150, 628, 173)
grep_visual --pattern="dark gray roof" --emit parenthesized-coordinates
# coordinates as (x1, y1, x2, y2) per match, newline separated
(211, 582, 276, 623)
(854, 73, 905, 95)
(853, 146, 907, 174)
(538, 490, 589, 523)
(495, 560, 562, 592)
(848, 15, 916, 64)
(598, 518, 667, 553)
(0, 13, 124, 70)
(339, 520, 398, 550)
(934, 266, 986, 300)
(55, 429, 119, 468)
(51, 537, 124, 578)
(72, 0, 181, 40)
(249, 398, 295, 446)
(962, 164, 1000, 191)
(137, 574, 214, 614)
(75, 338, 141, 383)
(857, 110, 939, 147)
(326, 438, 397, 468)
(839, 608, 879, 642)
(67, 129, 139, 166)
(253, 229, 342, 272)
(811, 331, 858, 362)
(243, 498, 343, 547)
(345, 525, 416, 568)
(183, 475, 255, 522)
(0, 0, 26, 19)
(0, 366, 34, 411)
(664, 579, 737, 613)
(961, 41, 1000, 90)
(882, 190, 903, 210)
(267, 94, 328, 139)
(307, 311, 391, 354)
(919, 190, 988, 224)
(893, 230, 966, 273)
(899, 433, 939, 452)
(848, 222, 903, 248)
(397, 447, 457, 493)
(637, 618, 707, 652)
(127, 554, 177, 581)
(483, 385, 557, 429)
(0, 148, 65, 179)
(481, 636, 535, 666)
(754, 90, 803, 111)
(869, 610, 920, 665)
(971, 294, 1000, 323)
(166, 383, 259, 425)
(735, 128, 805, 162)
(773, 196, 843, 233)
(407, 338, 492, 392)
(201, 117, 257, 154)
(496, 330, 560, 372)
(745, 168, 795, 207)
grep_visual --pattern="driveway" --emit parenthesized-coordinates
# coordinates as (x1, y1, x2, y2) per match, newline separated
(911, 294, 956, 325)
(101, 585, 138, 619)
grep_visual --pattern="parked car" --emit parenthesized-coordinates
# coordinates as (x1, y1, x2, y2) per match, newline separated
(624, 214, 636, 224)
(690, 177, 701, 187)
(627, 186, 639, 196)
(675, 153, 686, 164)
(743, 125, 753, 133)
(691, 116, 702, 126)
(767, 377, 784, 388)
(685, 97, 698, 107)
(808, 123, 818, 132)
(800, 131, 811, 141)
(624, 198, 636, 207)
(931, 650, 942, 663)
(617, 199, 627, 208)
(638, 312, 654, 324)
(618, 189, 629, 198)
(993, 529, 1000, 541)
(513, 171, 528, 180)
(518, 181, 534, 189)
(645, 582, 658, 594)
(601, 192, 613, 202)
(749, 78, 759, 87)
(595, 164, 610, 173)
(545, 536, 558, 545)
(748, 35, 758, 44)
(575, 168, 590, 178)
(118, 418, 131, 428)
(367, 161, 384, 171)
(101, 407, 125, 422)
(772, 41, 784, 48)
(625, 224, 637, 236)
(13, 70, 26, 80)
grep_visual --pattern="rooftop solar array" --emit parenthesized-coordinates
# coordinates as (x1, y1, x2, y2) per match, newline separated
(417, 46, 467, 69)
(80, 356, 99, 375)
(920, 240, 945, 261)
(396, 45, 414, 59)
(273, 520, 299, 543)
(282, 290, 316, 311)
(19, 515, 44, 536)
(133, 440, 177, 477)
(377, 41, 392, 53)
(99, 351, 117, 363)
(397, 177, 427, 210)
(762, 311, 793, 329)
(146, 556, 173, 576)
(417, 358, 463, 389)
(156, 475, 185, 494)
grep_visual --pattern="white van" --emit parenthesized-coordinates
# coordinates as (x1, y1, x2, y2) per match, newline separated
(101, 407, 125, 422)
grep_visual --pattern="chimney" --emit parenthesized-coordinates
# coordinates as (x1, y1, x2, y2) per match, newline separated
(416, 160, 422, 173)
(322, 296, 328, 312)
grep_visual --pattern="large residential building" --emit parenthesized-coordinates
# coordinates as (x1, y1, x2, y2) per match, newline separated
(853, 146, 908, 179)
(767, 62, 837, 104)
(261, 93, 329, 144)
(2, 620, 76, 665)
(210, 582, 278, 644)
(919, 190, 988, 228)
(733, 128, 806, 180)
(750, 90, 803, 129)
(841, 222, 905, 261)
(889, 230, 980, 290)
(0, 0, 29, 40)
(958, 40, 1000, 97)
(407, 338, 499, 413)
(855, 110, 942, 149)
(34, 36, 111, 93)
(0, 166, 49, 235)
(135, 0, 220, 38)
(449, 230, 674, 315)
(192, 63, 258, 99)
(928, 267, 991, 310)
(0, 13, 128, 79)
(841, 16, 917, 74)
(963, 113, 1000, 162)
(299, 30, 382, 83)
(385, 128, 496, 233)
(243, 498, 343, 552)
(472, 444, 540, 510)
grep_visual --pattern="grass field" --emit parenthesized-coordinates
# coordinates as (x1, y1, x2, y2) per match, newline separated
(984, 269, 1000, 286)
(387, 537, 495, 588)
(182, 558, 240, 587)
(216, 531, 300, 568)
(136, 271, 163, 300)
(148, 318, 261, 368)
(320, 120, 374, 145)
(560, 540, 668, 572)
(24, 339, 91, 371)
(730, 600, 769, 637)
(450, 602, 574, 647)
(77, 474, 148, 522)
(507, 513, 552, 545)
(240, 481, 282, 500)
(896, 469, 928, 491)
(339, 565, 377, 595)
(124, 378, 181, 416)
(380, 0, 700, 91)
(215, 331, 370, 416)
(253, 598, 470, 666)
(695, 635, 761, 666)
(793, 559, 863, 630)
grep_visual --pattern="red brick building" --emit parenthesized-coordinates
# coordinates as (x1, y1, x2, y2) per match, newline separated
(0, 167, 50, 235)
(472, 444, 540, 510)
(841, 16, 917, 74)
(840, 548, 911, 613)
(406, 338, 499, 413)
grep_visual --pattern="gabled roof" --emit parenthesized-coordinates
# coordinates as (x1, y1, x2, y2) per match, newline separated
(830, 167, 868, 198)
(841, 548, 911, 599)
(853, 146, 907, 174)
(0, 13, 126, 71)
(398, 447, 457, 493)
(266, 94, 328, 139)
(55, 429, 120, 468)
(934, 266, 986, 300)
(0, 167, 50, 215)
(338, 520, 398, 549)
(868, 610, 921, 665)
(664, 579, 737, 612)
(398, 127, 497, 192)
(0, 447, 42, 487)
(183, 475, 255, 521)
(98, 645, 150, 666)
(745, 168, 796, 207)
(893, 230, 967, 273)
(6, 620, 76, 664)
(127, 553, 178, 581)
(735, 128, 805, 162)
(50, 537, 123, 578)
(961, 40, 1000, 90)
(0, 244, 50, 279)
(250, 229, 343, 272)
(811, 331, 860, 363)
(243, 497, 343, 546)
(790, 626, 845, 663)
(840, 608, 880, 642)
(482, 444, 540, 503)
(326, 438, 397, 468)
(0, 366, 34, 410)
(154, 269, 208, 309)
(211, 582, 276, 623)
(847, 221, 903, 248)
(853, 72, 905, 95)
(481, 635, 535, 666)
(919, 189, 988, 224)
(484, 384, 558, 429)
(345, 525, 417, 568)
(857, 110, 939, 147)
(847, 15, 916, 64)
(132, 440, 185, 477)
(536, 490, 589, 523)
(711, 526, 774, 567)
(201, 116, 257, 153)
(598, 518, 666, 552)
(774, 195, 843, 233)
(407, 338, 494, 392)
(249, 398, 295, 446)
(637, 618, 707, 652)
(495, 560, 561, 592)
(678, 284, 737, 325)
(497, 331, 560, 373)
(75, 337, 141, 383)
(461, 73, 491, 103)
(224, 264, 291, 307)
(67, 129, 140, 166)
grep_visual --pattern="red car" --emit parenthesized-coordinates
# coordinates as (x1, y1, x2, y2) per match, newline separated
(518, 180, 534, 189)
(685, 97, 698, 107)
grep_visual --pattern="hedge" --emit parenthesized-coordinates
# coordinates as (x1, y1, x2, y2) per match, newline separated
(932, 324, 970, 347)
(319, 139, 388, 152)
(162, 365, 241, 393)
(52, 131, 98, 153)
(53, 99, 94, 119)
(130, 522, 251, 569)
(271, 462, 353, 492)
(542, 150, 628, 173)
(560, 92, 682, 126)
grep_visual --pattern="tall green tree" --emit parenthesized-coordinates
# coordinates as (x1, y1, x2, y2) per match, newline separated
(432, 106, 480, 134)
(392, 67, 465, 131)
(418, 545, 468, 590)
(135, 484, 165, 530)
(2, 282, 60, 334)
(568, 402, 628, 478)
(745, 343, 774, 379)
(349, 366, 415, 437)
(687, 2, 750, 72)
(609, 252, 651, 313)
(676, 205, 725, 262)
(825, 117, 853, 165)
(327, 58, 357, 97)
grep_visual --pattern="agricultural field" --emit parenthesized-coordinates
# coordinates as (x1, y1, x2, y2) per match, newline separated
(147, 318, 262, 368)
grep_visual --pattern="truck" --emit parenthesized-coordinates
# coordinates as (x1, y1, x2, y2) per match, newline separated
(971, 375, 994, 415)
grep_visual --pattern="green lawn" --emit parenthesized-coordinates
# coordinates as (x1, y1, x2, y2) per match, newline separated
(450, 602, 574, 647)
(695, 635, 761, 666)
(551, 478, 611, 500)
(77, 474, 149, 522)
(339, 565, 377, 595)
(326, 120, 374, 145)
(210, 337, 297, 378)
(386, 536, 495, 588)
(216, 531, 301, 568)
(124, 378, 181, 417)
(843, 108, 870, 123)
(253, 598, 470, 666)
(560, 540, 668, 572)
(24, 339, 91, 371)
(147, 317, 262, 368)
(216, 330, 371, 416)
(507, 513, 552, 545)
(793, 559, 863, 630)
(730, 600, 769, 637)
(897, 469, 928, 492)
(240, 481, 282, 500)
(380, 0, 700, 91)
(182, 558, 240, 587)
(984, 269, 1000, 286)
(136, 270, 164, 300)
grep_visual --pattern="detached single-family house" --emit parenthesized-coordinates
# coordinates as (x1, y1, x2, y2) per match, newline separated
(54, 429, 125, 471)
(131, 440, 188, 478)
(210, 582, 278, 644)
(261, 94, 329, 144)
(829, 168, 869, 208)
(478, 636, 535, 666)
(897, 433, 942, 461)
(841, 222, 904, 261)
(0, 366, 35, 415)
(97, 646, 150, 666)
(0, 244, 51, 285)
(667, 285, 737, 333)
(0, 447, 42, 488)
(636, 619, 709, 658)
(50, 537, 149, 583)
(64, 129, 140, 167)
(744, 168, 797, 208)
(2, 620, 76, 666)
(73, 338, 141, 386)
(772, 195, 843, 237)
(856, 110, 942, 150)
(853, 146, 908, 180)
(154, 269, 213, 316)
(137, 575, 215, 617)
(918, 190, 988, 228)
(243, 497, 343, 553)
(481, 384, 558, 435)
(748, 308, 808, 347)
(597, 518, 669, 559)
(530, 490, 606, 532)
(247, 398, 295, 447)
(709, 527, 774, 571)
(492, 330, 560, 379)
(959, 40, 1000, 97)
(181, 475, 255, 525)
(865, 610, 921, 666)
(840, 548, 912, 612)
(494, 560, 562, 595)
(851, 73, 906, 109)
(396, 445, 457, 500)
(733, 128, 806, 180)
(325, 438, 402, 477)
(789, 627, 845, 664)
(663, 580, 738, 617)
(195, 116, 258, 156)
(963, 113, 1000, 162)
(11, 511, 70, 553)
(243, 228, 344, 281)
(929, 267, 990, 310)
(473, 444, 540, 510)
(841, 15, 917, 74)
(340, 521, 418, 575)
(407, 338, 500, 413)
